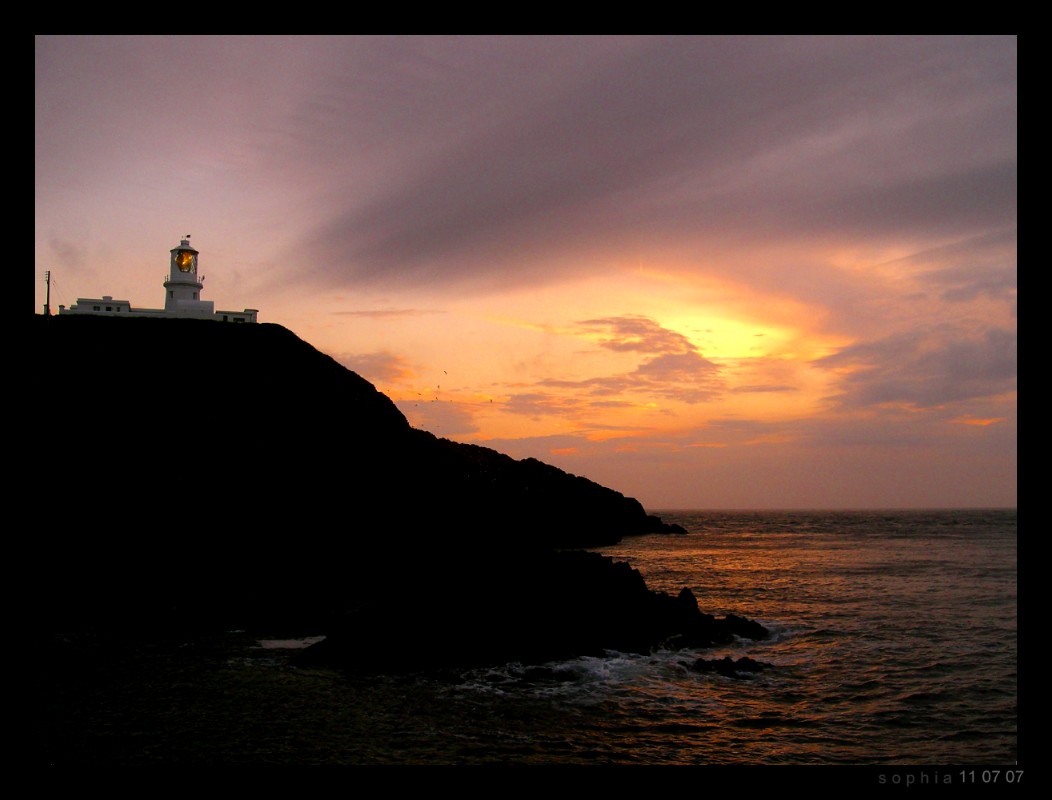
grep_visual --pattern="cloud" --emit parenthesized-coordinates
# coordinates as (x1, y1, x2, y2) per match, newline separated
(535, 316, 723, 404)
(397, 396, 480, 437)
(817, 326, 1016, 410)
(577, 315, 697, 354)
(334, 351, 415, 384)
(919, 262, 1017, 305)
(493, 316, 725, 429)
(503, 392, 591, 419)
(331, 308, 444, 318)
(37, 35, 1017, 317)
(46, 236, 87, 272)
(731, 384, 799, 394)
(278, 36, 1015, 295)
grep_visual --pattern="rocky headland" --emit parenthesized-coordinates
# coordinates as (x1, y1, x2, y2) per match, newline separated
(31, 314, 764, 671)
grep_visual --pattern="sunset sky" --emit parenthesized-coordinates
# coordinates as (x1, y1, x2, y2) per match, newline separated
(34, 35, 1017, 510)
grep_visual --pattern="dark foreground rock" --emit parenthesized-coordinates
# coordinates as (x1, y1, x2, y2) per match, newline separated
(296, 550, 768, 673)
(643, 514, 688, 534)
(689, 655, 772, 679)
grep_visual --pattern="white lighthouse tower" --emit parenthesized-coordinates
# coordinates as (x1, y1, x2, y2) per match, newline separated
(163, 235, 213, 318)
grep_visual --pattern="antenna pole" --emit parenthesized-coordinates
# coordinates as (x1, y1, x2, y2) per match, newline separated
(43, 270, 51, 316)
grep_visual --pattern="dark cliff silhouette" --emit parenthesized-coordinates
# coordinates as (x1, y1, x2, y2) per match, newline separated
(31, 314, 760, 669)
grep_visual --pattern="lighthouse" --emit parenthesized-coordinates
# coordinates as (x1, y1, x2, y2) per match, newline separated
(59, 235, 258, 322)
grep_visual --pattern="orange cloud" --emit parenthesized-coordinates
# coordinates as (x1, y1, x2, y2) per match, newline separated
(550, 447, 579, 456)
(950, 416, 1006, 427)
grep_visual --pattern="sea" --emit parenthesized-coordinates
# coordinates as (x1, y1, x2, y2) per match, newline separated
(41, 509, 1019, 770)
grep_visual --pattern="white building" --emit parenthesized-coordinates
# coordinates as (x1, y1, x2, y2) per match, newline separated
(59, 236, 258, 323)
